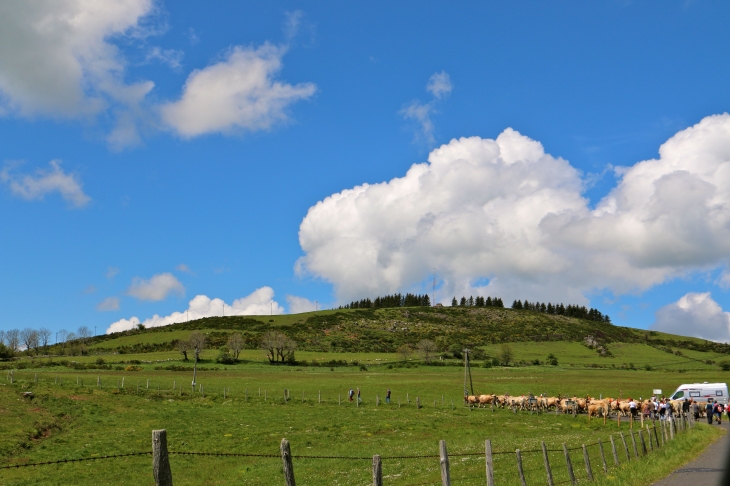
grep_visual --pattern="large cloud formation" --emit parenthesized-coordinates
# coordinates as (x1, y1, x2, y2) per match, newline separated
(106, 286, 284, 333)
(298, 114, 730, 306)
(652, 293, 730, 342)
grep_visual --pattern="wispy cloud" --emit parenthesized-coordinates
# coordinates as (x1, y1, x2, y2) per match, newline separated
(1, 160, 90, 208)
(97, 297, 120, 312)
(400, 71, 453, 146)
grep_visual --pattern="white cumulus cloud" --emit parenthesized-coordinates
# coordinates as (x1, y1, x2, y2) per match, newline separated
(298, 113, 730, 306)
(106, 286, 284, 333)
(0, 0, 156, 145)
(651, 292, 730, 342)
(126, 273, 184, 301)
(286, 295, 318, 314)
(1, 160, 91, 207)
(160, 43, 316, 138)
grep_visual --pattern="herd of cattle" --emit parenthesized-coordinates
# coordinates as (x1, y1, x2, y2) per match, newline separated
(464, 394, 705, 418)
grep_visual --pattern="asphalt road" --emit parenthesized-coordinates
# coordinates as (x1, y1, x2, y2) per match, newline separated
(652, 420, 729, 486)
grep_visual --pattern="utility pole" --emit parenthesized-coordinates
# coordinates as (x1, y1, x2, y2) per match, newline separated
(432, 268, 436, 306)
(463, 349, 474, 397)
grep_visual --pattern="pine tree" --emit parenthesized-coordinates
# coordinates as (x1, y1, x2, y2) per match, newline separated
(460, 297, 467, 306)
(486, 296, 492, 307)
(451, 297, 458, 306)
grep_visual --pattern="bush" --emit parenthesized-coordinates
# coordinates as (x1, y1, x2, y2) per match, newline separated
(359, 365, 368, 371)
(645, 364, 653, 371)
(719, 361, 730, 371)
(216, 355, 237, 365)
(95, 358, 105, 365)
(124, 365, 142, 371)
(547, 353, 558, 366)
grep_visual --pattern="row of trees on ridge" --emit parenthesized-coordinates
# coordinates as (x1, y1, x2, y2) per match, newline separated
(339, 293, 431, 310)
(450, 296, 505, 307)
(511, 300, 611, 323)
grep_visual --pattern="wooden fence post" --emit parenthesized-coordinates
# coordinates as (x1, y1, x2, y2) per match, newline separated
(439, 440, 451, 486)
(669, 418, 675, 440)
(562, 443, 576, 486)
(638, 430, 647, 455)
(319, 390, 321, 404)
(619, 433, 630, 461)
(152, 429, 173, 486)
(339, 394, 341, 406)
(563, 442, 577, 484)
(646, 425, 654, 451)
(376, 394, 380, 406)
(417, 397, 421, 409)
(630, 430, 639, 458)
(597, 438, 607, 473)
(372, 454, 383, 486)
(582, 444, 593, 481)
(516, 449, 527, 486)
(542, 441, 554, 486)
(610, 435, 619, 466)
(485, 440, 495, 486)
(280, 439, 296, 486)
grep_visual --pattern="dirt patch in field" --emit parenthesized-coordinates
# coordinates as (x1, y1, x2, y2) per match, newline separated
(70, 395, 88, 400)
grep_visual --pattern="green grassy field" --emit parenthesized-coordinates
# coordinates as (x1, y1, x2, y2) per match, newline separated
(1, 361, 727, 485)
(3, 307, 729, 484)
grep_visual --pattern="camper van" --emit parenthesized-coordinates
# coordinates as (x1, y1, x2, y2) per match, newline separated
(669, 383, 728, 405)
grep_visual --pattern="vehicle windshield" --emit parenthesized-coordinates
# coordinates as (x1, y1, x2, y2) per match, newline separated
(672, 391, 684, 399)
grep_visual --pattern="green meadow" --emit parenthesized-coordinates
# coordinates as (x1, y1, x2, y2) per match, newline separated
(2, 307, 728, 484)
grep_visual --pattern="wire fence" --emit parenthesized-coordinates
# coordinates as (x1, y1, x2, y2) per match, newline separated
(1, 412, 698, 485)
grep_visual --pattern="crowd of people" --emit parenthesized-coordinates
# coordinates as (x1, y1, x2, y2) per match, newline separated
(626, 396, 726, 425)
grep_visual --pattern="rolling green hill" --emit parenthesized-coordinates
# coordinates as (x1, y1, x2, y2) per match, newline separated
(27, 306, 728, 371)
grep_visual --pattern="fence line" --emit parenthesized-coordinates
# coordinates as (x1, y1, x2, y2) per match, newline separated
(2, 413, 697, 485)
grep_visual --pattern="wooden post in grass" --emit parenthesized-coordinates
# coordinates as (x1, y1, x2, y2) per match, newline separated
(417, 397, 420, 409)
(640, 411, 644, 428)
(542, 441, 554, 486)
(597, 438, 607, 473)
(152, 429, 173, 486)
(122, 377, 124, 389)
(646, 425, 654, 451)
(265, 390, 267, 401)
(280, 439, 296, 486)
(147, 379, 149, 389)
(638, 430, 647, 454)
(617, 413, 620, 428)
(619, 433, 630, 461)
(173, 380, 176, 390)
(452, 399, 454, 411)
(339, 394, 341, 406)
(407, 393, 410, 404)
(319, 390, 321, 404)
(485, 440, 495, 486)
(516, 449, 527, 486)
(258, 387, 260, 397)
(434, 399, 436, 409)
(439, 440, 451, 486)
(630, 431, 639, 458)
(97, 376, 101, 387)
(372, 455, 383, 486)
(376, 394, 379, 406)
(562, 443, 576, 486)
(442, 394, 444, 405)
(610, 435, 619, 466)
(669, 418, 675, 440)
(582, 444, 593, 481)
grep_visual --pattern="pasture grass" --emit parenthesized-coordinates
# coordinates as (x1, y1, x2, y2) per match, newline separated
(1, 364, 728, 485)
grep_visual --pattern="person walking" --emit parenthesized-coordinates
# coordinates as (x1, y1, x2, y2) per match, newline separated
(706, 400, 715, 424)
(349, 388, 354, 402)
(691, 399, 700, 420)
(715, 402, 725, 425)
(386, 388, 391, 404)
(629, 398, 637, 419)
(357, 387, 362, 403)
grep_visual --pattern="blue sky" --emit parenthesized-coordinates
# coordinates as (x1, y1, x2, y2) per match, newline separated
(1, 1, 730, 341)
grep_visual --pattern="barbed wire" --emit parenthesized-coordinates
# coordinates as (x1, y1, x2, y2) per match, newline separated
(0, 452, 151, 470)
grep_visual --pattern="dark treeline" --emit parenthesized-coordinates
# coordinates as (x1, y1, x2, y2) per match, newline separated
(338, 293, 431, 309)
(450, 296, 505, 308)
(511, 299, 611, 323)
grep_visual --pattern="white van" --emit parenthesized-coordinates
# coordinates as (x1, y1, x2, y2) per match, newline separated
(669, 383, 728, 405)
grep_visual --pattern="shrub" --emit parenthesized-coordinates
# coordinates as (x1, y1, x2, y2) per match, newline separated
(95, 357, 105, 365)
(124, 365, 142, 372)
(359, 365, 368, 371)
(719, 361, 730, 371)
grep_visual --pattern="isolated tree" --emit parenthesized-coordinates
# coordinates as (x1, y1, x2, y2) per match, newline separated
(176, 339, 190, 361)
(38, 328, 52, 348)
(20, 328, 39, 354)
(227, 333, 244, 359)
(451, 297, 458, 306)
(499, 344, 513, 366)
(416, 339, 437, 363)
(5, 329, 20, 351)
(260, 330, 296, 363)
(396, 344, 412, 361)
(0, 342, 14, 360)
(188, 332, 206, 386)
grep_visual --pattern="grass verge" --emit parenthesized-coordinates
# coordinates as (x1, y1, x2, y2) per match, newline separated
(593, 423, 725, 486)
